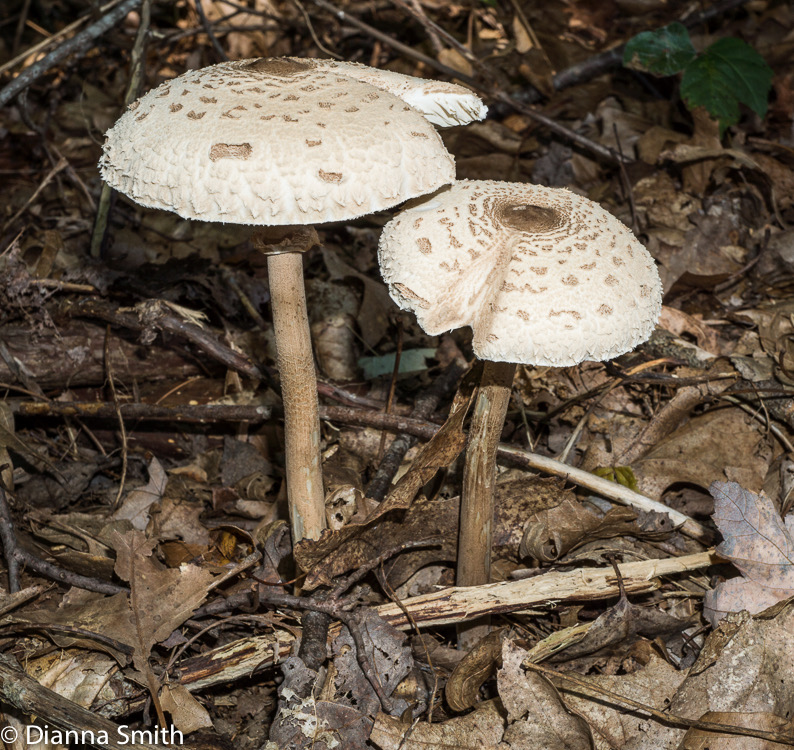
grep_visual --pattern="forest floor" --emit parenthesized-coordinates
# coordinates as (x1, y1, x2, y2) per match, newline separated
(2, 0, 794, 748)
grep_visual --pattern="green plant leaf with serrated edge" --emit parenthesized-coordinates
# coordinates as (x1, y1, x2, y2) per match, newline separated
(623, 22, 696, 77)
(680, 37, 773, 133)
(593, 466, 639, 492)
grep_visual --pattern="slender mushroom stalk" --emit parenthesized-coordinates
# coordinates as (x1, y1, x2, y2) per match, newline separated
(99, 58, 486, 548)
(253, 227, 326, 542)
(378, 180, 663, 646)
(457, 359, 516, 646)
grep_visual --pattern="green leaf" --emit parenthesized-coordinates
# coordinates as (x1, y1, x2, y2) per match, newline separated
(623, 22, 696, 76)
(593, 466, 640, 492)
(680, 38, 772, 133)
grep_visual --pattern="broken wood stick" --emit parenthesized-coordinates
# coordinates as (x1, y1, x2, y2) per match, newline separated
(374, 551, 717, 630)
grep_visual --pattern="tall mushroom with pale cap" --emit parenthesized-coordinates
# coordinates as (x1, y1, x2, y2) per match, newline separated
(99, 58, 485, 547)
(378, 179, 662, 642)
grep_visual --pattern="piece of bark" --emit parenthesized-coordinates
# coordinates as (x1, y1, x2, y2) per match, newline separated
(0, 319, 199, 389)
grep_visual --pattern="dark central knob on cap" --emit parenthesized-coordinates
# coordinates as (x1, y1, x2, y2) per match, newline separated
(498, 203, 562, 233)
(245, 58, 312, 76)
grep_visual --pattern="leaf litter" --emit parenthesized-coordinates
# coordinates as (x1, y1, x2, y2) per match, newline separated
(2, 0, 794, 748)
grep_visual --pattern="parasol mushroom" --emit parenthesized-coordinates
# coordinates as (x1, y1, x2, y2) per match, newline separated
(100, 58, 485, 546)
(378, 179, 662, 643)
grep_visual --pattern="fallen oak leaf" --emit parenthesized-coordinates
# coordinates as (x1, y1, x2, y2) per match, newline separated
(705, 481, 794, 627)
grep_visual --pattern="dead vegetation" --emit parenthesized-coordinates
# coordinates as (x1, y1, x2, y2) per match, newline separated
(2, 0, 794, 748)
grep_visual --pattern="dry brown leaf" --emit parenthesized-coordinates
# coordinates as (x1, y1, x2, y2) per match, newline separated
(322, 246, 393, 348)
(494, 475, 573, 560)
(633, 409, 769, 501)
(26, 649, 127, 711)
(110, 456, 167, 530)
(658, 307, 722, 356)
(153, 493, 210, 546)
(520, 499, 650, 563)
(498, 640, 593, 749)
(159, 683, 213, 734)
(438, 47, 474, 77)
(550, 591, 695, 663)
(2, 591, 134, 664)
(679, 710, 794, 749)
(704, 482, 794, 627)
(110, 529, 216, 682)
(737, 300, 794, 386)
(370, 699, 505, 749)
(446, 628, 505, 712)
(332, 610, 413, 717)
(622, 606, 794, 750)
(560, 650, 688, 750)
(681, 107, 722, 196)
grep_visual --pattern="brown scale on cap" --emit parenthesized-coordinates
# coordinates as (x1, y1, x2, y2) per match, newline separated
(378, 180, 662, 366)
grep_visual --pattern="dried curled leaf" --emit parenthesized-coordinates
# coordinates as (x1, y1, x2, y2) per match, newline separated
(445, 628, 505, 712)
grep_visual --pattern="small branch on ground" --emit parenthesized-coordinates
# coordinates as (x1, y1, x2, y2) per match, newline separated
(0, 485, 125, 596)
(0, 0, 143, 108)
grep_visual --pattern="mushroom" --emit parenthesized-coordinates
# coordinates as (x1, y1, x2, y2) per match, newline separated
(100, 58, 485, 546)
(378, 179, 662, 642)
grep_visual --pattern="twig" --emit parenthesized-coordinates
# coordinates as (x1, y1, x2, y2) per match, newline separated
(8, 398, 712, 540)
(0, 485, 125, 595)
(64, 294, 389, 406)
(194, 0, 229, 62)
(329, 537, 444, 600)
(12, 0, 34, 56)
(0, 622, 133, 656)
(2, 157, 68, 233)
(290, 0, 342, 59)
(0, 653, 162, 750)
(259, 587, 395, 712)
(104, 326, 129, 511)
(307, 0, 624, 164)
(528, 660, 794, 746)
(91, 0, 151, 258)
(13, 400, 272, 423)
(375, 318, 403, 466)
(0, 0, 124, 78)
(0, 0, 142, 108)
(0, 485, 22, 593)
(66, 297, 268, 382)
(373, 551, 717, 629)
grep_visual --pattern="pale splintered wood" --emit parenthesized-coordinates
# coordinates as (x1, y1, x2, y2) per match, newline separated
(378, 551, 717, 629)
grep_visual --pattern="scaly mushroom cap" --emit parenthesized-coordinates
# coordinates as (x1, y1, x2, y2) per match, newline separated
(378, 180, 663, 366)
(100, 58, 470, 225)
(306, 59, 487, 127)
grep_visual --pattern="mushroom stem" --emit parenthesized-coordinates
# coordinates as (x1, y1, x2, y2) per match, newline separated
(267, 251, 327, 545)
(457, 359, 516, 647)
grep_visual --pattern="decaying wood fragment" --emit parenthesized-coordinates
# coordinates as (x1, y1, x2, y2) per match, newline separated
(375, 551, 717, 629)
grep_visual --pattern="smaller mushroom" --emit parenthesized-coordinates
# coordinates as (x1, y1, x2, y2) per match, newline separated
(378, 180, 662, 645)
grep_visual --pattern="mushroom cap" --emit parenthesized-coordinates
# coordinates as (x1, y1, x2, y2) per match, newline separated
(378, 180, 662, 366)
(99, 58, 472, 226)
(306, 59, 487, 127)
